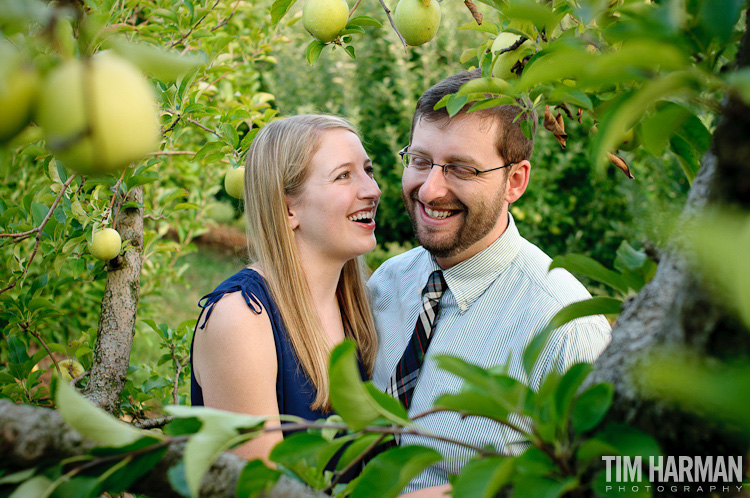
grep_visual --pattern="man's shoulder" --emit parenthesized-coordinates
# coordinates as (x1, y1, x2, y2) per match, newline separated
(512, 237, 593, 307)
(370, 245, 428, 282)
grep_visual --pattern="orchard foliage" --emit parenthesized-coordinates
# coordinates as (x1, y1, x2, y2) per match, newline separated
(1, 0, 749, 498)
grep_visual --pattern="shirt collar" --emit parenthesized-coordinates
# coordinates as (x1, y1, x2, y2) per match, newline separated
(428, 213, 522, 313)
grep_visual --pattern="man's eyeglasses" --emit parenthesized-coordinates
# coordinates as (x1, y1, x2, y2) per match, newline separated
(398, 146, 514, 181)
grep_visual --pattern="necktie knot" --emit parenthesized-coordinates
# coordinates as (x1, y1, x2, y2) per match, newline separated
(423, 270, 447, 303)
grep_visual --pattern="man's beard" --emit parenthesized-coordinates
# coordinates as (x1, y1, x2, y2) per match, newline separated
(402, 186, 505, 260)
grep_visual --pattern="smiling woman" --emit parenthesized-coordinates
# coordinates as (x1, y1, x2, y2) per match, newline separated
(189, 115, 380, 462)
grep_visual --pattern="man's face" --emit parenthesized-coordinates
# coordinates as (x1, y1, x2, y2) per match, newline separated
(402, 114, 513, 268)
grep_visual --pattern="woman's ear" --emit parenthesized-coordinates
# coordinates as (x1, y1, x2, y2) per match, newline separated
(285, 195, 300, 231)
(505, 160, 530, 204)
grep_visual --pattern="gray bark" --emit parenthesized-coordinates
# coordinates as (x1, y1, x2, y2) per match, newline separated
(587, 7, 750, 473)
(84, 186, 144, 414)
(0, 400, 324, 498)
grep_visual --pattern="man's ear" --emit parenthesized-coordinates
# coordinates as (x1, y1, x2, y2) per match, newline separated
(505, 160, 530, 204)
(285, 195, 300, 231)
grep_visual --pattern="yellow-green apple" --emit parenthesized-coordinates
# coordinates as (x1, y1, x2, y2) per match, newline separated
(90, 228, 122, 261)
(394, 0, 441, 46)
(491, 32, 529, 80)
(58, 359, 85, 382)
(0, 44, 39, 142)
(303, 0, 349, 43)
(224, 166, 245, 199)
(36, 52, 159, 176)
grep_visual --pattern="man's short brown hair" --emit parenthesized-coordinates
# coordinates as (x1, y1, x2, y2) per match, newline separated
(410, 69, 536, 165)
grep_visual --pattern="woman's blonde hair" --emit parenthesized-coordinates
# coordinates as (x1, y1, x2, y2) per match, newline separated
(243, 114, 378, 411)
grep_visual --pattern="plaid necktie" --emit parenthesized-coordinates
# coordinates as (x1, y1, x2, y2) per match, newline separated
(387, 270, 447, 409)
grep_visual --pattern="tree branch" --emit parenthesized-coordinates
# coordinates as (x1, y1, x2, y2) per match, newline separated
(0, 400, 325, 498)
(170, 0, 221, 49)
(0, 175, 77, 295)
(377, 0, 408, 53)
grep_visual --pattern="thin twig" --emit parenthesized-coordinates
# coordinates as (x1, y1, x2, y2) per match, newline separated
(111, 166, 129, 227)
(147, 150, 231, 164)
(22, 321, 62, 378)
(411, 407, 533, 439)
(464, 0, 482, 25)
(0, 175, 77, 240)
(212, 0, 241, 32)
(263, 421, 496, 456)
(186, 117, 224, 139)
(349, 0, 363, 17)
(170, 0, 221, 48)
(70, 369, 89, 386)
(0, 175, 77, 295)
(377, 0, 408, 53)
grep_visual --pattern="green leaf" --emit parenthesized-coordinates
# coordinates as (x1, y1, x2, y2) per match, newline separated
(514, 475, 578, 498)
(434, 391, 511, 422)
(99, 447, 168, 494)
(31, 202, 48, 226)
(451, 457, 513, 498)
(344, 45, 356, 60)
(501, 0, 564, 33)
(572, 383, 614, 433)
(550, 254, 630, 294)
(164, 405, 265, 497)
(167, 462, 190, 498)
(55, 378, 154, 448)
(523, 297, 622, 378)
(270, 432, 354, 483)
(456, 77, 511, 96)
(329, 340, 409, 431)
(270, 0, 298, 25)
(235, 460, 281, 498)
(107, 37, 204, 82)
(613, 241, 647, 273)
(8, 475, 53, 498)
(306, 40, 325, 66)
(348, 446, 441, 498)
(335, 433, 388, 471)
(553, 362, 593, 426)
(458, 20, 500, 34)
(446, 94, 469, 117)
(669, 135, 700, 183)
(347, 15, 383, 27)
(698, 0, 744, 43)
(0, 468, 37, 485)
(591, 71, 694, 172)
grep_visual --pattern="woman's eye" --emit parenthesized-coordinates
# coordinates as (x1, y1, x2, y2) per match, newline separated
(336, 171, 350, 180)
(365, 166, 375, 177)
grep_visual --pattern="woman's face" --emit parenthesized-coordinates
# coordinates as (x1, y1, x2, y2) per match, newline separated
(287, 128, 381, 264)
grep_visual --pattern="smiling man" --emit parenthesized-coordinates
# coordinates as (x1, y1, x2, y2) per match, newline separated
(368, 69, 612, 496)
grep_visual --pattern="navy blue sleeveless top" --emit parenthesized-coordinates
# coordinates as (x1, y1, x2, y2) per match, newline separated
(190, 268, 332, 421)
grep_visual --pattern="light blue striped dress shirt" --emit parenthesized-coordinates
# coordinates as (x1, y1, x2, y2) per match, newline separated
(368, 214, 612, 493)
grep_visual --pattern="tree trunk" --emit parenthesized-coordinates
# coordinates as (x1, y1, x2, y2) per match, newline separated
(84, 186, 144, 414)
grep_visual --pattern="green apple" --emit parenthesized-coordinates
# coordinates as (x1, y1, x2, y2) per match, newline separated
(58, 359, 85, 382)
(303, 0, 349, 43)
(394, 0, 441, 47)
(491, 32, 529, 80)
(617, 127, 640, 151)
(224, 166, 245, 199)
(0, 44, 39, 142)
(36, 52, 160, 176)
(90, 228, 122, 261)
